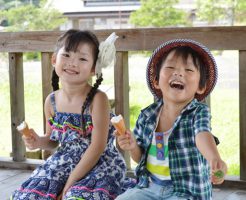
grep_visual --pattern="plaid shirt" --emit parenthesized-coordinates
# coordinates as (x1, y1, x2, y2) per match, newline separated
(133, 99, 212, 200)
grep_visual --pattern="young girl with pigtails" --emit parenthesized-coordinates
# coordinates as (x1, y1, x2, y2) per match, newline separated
(12, 29, 135, 200)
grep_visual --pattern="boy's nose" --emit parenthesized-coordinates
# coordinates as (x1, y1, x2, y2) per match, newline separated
(173, 70, 183, 77)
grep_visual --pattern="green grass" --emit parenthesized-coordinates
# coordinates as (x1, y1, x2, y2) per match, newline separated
(0, 53, 240, 176)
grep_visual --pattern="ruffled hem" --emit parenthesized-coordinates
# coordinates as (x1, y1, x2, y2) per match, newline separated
(12, 177, 63, 200)
(48, 118, 93, 136)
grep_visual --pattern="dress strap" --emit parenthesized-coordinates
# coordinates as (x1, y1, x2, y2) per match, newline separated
(50, 92, 57, 113)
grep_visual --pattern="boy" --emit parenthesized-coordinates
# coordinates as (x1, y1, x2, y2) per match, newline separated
(116, 39, 227, 200)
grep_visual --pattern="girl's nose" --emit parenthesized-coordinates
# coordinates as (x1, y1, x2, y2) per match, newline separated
(69, 58, 78, 67)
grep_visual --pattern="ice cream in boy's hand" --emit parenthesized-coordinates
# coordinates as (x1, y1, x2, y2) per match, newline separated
(111, 114, 126, 135)
(17, 121, 32, 137)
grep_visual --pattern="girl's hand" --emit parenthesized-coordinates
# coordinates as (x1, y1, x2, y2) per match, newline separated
(59, 177, 76, 199)
(210, 159, 227, 185)
(116, 130, 137, 151)
(22, 129, 40, 150)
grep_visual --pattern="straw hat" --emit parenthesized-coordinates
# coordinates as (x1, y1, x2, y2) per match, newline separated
(146, 39, 218, 101)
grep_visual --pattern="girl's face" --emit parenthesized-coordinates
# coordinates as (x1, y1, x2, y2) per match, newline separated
(52, 42, 95, 86)
(155, 49, 205, 104)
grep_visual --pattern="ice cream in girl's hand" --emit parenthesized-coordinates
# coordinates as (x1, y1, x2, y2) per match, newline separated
(17, 121, 32, 137)
(111, 115, 126, 135)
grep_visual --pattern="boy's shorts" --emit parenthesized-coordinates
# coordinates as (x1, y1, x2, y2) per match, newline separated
(115, 181, 190, 200)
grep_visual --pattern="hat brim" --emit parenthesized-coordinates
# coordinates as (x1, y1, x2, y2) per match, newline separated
(146, 39, 218, 101)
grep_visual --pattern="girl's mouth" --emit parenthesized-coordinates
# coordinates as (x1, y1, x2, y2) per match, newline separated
(64, 69, 79, 75)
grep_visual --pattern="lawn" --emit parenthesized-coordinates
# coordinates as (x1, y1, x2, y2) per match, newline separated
(0, 51, 239, 175)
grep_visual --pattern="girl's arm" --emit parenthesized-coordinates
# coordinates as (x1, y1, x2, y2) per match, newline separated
(195, 131, 227, 184)
(22, 94, 58, 150)
(66, 91, 110, 184)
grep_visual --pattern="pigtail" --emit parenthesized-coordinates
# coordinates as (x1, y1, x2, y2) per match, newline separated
(81, 74, 103, 135)
(51, 69, 59, 91)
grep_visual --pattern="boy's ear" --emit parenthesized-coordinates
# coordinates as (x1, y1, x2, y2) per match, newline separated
(196, 85, 206, 95)
(153, 79, 160, 89)
(51, 54, 56, 67)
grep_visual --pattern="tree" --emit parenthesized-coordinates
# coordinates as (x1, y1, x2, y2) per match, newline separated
(130, 0, 188, 27)
(196, 0, 246, 25)
(0, 0, 66, 31)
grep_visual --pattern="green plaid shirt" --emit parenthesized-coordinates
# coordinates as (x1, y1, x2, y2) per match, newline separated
(133, 99, 212, 200)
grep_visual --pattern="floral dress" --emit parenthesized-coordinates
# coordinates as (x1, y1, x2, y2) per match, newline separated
(11, 92, 135, 200)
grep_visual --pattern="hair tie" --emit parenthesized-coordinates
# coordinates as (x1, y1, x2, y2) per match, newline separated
(95, 32, 118, 77)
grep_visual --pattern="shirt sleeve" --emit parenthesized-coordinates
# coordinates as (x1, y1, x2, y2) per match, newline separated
(193, 105, 212, 135)
(133, 111, 146, 148)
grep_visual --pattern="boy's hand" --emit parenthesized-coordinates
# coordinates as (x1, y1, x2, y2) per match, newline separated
(22, 129, 40, 150)
(210, 159, 227, 184)
(115, 130, 137, 151)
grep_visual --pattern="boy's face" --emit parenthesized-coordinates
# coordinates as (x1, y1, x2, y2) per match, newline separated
(155, 49, 205, 104)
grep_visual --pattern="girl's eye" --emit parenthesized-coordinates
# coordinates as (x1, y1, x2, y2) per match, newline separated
(62, 53, 69, 57)
(79, 58, 87, 61)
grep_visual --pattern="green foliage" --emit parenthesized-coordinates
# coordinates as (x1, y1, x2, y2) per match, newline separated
(130, 0, 188, 27)
(0, 0, 66, 31)
(196, 0, 246, 25)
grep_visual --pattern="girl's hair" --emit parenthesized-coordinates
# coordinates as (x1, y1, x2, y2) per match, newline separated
(155, 46, 207, 90)
(51, 29, 103, 135)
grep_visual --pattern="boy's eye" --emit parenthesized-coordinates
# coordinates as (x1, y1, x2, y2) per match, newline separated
(186, 68, 194, 72)
(165, 66, 174, 69)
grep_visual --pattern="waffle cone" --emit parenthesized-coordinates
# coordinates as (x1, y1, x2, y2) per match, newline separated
(111, 116, 126, 135)
(17, 121, 32, 137)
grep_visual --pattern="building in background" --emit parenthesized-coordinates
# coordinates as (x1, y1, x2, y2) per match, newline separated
(47, 0, 210, 30)
(47, 0, 141, 30)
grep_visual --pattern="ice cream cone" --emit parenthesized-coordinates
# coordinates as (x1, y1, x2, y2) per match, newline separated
(17, 121, 32, 137)
(111, 115, 126, 135)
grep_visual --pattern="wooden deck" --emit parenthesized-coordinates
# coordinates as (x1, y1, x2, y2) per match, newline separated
(1, 168, 246, 200)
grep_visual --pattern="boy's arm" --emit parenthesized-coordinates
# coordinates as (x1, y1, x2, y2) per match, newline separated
(195, 131, 227, 184)
(195, 131, 221, 162)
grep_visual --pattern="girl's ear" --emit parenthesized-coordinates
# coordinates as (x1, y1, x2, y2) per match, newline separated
(90, 68, 95, 76)
(51, 54, 56, 67)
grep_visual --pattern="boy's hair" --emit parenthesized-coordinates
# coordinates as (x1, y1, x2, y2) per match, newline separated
(155, 46, 208, 90)
(51, 29, 103, 135)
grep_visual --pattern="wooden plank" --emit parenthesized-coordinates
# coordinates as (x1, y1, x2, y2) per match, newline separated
(1, 27, 246, 52)
(41, 52, 53, 129)
(114, 51, 131, 169)
(0, 157, 43, 170)
(239, 50, 246, 181)
(0, 169, 32, 199)
(8, 53, 26, 162)
(41, 52, 53, 160)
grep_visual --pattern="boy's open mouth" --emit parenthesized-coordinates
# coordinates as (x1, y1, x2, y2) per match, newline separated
(170, 81, 184, 90)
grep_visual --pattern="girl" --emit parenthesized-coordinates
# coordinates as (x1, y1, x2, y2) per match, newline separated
(115, 39, 227, 200)
(12, 29, 134, 200)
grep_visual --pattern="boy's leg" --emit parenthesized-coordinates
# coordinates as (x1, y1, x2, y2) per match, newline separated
(116, 182, 161, 200)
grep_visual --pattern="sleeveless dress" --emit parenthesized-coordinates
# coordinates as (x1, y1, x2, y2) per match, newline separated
(11, 92, 135, 200)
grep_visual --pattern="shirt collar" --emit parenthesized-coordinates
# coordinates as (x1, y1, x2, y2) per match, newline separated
(142, 98, 200, 120)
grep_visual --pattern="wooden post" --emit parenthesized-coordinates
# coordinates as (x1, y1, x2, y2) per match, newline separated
(9, 53, 26, 161)
(239, 50, 246, 181)
(114, 51, 131, 169)
(41, 52, 53, 160)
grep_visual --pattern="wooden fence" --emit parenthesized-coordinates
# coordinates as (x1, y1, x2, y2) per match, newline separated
(0, 26, 246, 181)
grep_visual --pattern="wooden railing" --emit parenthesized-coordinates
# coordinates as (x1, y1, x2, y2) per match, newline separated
(0, 27, 246, 181)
